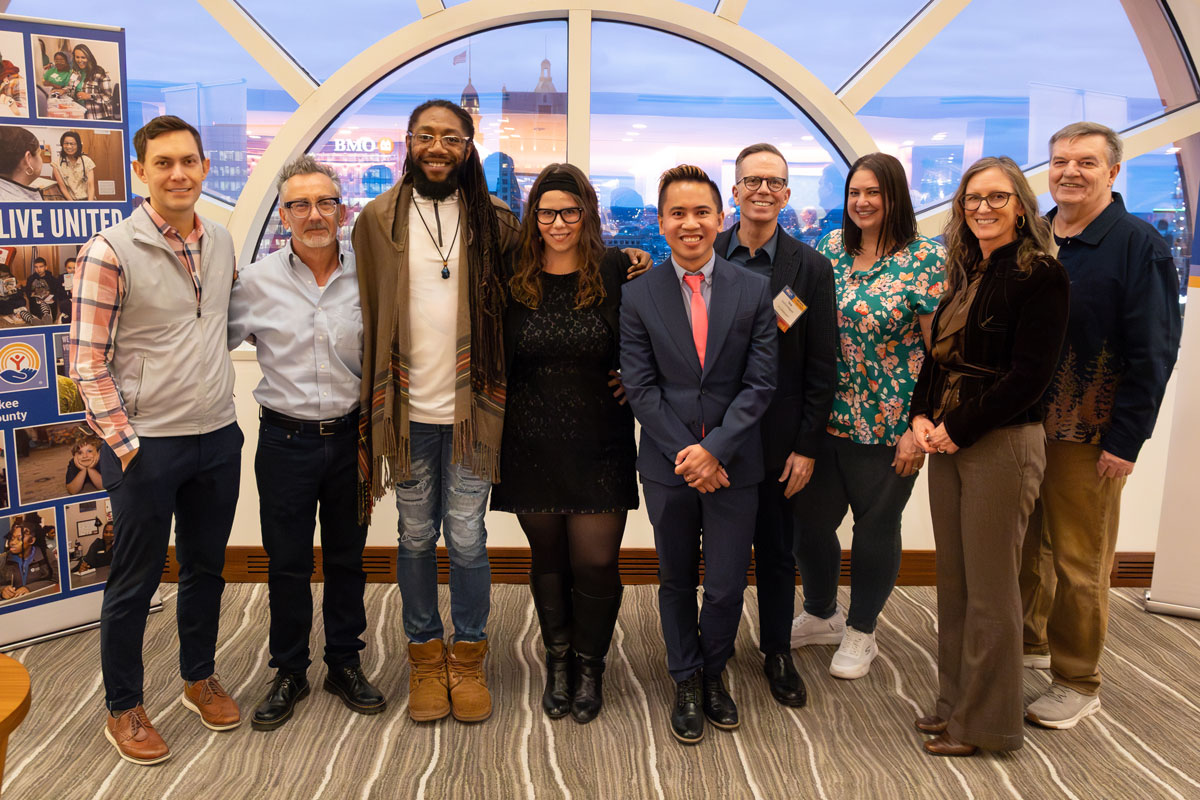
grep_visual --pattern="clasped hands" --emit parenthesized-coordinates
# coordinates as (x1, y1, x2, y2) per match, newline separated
(910, 415, 958, 458)
(675, 444, 728, 493)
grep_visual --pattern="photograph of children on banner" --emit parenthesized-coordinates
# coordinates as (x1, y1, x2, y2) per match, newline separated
(0, 124, 126, 202)
(33, 34, 119, 122)
(1, 507, 59, 607)
(0, 244, 78, 328)
(14, 422, 104, 506)
(0, 436, 8, 511)
(0, 30, 30, 118)
(64, 496, 112, 590)
(53, 331, 83, 414)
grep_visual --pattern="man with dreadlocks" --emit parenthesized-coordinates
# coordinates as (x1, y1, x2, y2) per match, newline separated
(354, 99, 648, 724)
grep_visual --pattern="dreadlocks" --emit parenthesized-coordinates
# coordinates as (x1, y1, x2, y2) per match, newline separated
(402, 99, 506, 397)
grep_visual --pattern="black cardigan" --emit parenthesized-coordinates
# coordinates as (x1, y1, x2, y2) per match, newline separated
(910, 241, 1069, 449)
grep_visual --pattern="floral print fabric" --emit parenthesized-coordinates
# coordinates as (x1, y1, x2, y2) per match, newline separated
(818, 229, 946, 446)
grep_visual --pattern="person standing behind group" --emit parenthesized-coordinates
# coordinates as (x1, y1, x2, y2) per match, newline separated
(1020, 121, 1182, 731)
(491, 164, 640, 724)
(714, 143, 837, 708)
(52, 131, 96, 201)
(229, 155, 384, 732)
(910, 156, 1068, 757)
(70, 115, 242, 766)
(790, 152, 945, 679)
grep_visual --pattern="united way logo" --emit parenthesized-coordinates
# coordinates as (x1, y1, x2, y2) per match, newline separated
(0, 335, 49, 393)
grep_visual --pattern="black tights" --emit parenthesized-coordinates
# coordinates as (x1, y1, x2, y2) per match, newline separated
(518, 512, 626, 596)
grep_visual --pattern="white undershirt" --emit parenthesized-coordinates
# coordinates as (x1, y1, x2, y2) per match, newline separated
(408, 191, 461, 424)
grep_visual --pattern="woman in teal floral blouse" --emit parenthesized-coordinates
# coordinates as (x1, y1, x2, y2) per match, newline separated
(789, 152, 946, 681)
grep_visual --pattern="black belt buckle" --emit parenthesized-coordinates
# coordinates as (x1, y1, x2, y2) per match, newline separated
(319, 419, 337, 436)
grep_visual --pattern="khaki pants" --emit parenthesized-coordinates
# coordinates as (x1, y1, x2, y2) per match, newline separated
(1019, 440, 1125, 695)
(930, 424, 1045, 751)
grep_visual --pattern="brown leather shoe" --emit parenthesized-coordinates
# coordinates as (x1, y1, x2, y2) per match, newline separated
(447, 639, 492, 722)
(408, 639, 451, 722)
(104, 706, 171, 765)
(923, 732, 978, 757)
(915, 714, 949, 734)
(181, 675, 241, 731)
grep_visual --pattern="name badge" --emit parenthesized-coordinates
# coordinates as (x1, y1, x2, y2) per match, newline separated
(773, 286, 807, 332)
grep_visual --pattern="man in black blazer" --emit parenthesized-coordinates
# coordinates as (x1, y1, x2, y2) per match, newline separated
(621, 165, 777, 744)
(715, 144, 837, 707)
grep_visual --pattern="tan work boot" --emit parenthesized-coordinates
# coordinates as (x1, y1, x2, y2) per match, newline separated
(408, 639, 451, 722)
(104, 705, 171, 766)
(447, 639, 491, 722)
(181, 674, 241, 731)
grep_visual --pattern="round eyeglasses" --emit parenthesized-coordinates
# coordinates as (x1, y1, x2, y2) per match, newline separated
(283, 197, 342, 217)
(535, 207, 584, 225)
(738, 175, 788, 192)
(960, 192, 1013, 211)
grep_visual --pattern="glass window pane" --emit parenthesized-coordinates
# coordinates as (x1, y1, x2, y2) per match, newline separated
(590, 22, 847, 261)
(861, 0, 1197, 210)
(5, 0, 298, 205)
(255, 22, 567, 259)
(236, 0, 420, 82)
(739, 0, 927, 89)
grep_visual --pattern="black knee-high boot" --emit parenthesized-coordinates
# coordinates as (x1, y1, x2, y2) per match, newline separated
(530, 573, 572, 718)
(570, 586, 622, 723)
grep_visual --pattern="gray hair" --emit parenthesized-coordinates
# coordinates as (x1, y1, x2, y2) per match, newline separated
(1049, 121, 1123, 167)
(276, 154, 341, 196)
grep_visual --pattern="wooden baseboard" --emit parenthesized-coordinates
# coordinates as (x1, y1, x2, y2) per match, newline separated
(161, 547, 1155, 588)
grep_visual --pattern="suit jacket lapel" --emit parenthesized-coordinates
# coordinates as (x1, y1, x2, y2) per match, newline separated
(772, 231, 801, 295)
(649, 261, 702, 378)
(703, 257, 741, 378)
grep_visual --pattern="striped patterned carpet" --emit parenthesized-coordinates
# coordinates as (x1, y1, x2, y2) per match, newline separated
(3, 584, 1199, 800)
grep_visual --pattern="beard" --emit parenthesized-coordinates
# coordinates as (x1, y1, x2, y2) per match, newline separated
(412, 164, 460, 201)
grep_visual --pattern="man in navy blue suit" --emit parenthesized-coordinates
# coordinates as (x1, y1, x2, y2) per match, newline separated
(620, 165, 777, 744)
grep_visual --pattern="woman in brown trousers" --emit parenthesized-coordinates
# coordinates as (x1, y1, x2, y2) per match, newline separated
(910, 156, 1069, 756)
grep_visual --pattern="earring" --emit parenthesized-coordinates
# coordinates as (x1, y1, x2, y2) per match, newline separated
(1016, 215, 1026, 229)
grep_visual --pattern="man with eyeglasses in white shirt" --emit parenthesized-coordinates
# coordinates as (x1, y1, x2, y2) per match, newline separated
(229, 154, 385, 732)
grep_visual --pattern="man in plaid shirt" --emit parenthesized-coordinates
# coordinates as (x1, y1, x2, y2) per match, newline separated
(69, 115, 243, 766)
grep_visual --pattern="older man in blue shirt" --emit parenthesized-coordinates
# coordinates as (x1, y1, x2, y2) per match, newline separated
(229, 154, 384, 731)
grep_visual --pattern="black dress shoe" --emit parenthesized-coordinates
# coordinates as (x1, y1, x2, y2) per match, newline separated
(763, 653, 807, 708)
(324, 664, 386, 715)
(702, 672, 739, 730)
(670, 673, 704, 744)
(252, 672, 310, 731)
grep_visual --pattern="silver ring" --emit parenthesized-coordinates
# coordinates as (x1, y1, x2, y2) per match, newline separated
(938, 448, 946, 454)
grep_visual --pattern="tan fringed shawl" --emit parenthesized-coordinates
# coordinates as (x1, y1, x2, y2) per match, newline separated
(352, 178, 519, 521)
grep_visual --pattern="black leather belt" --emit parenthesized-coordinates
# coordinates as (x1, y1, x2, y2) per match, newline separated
(260, 406, 358, 436)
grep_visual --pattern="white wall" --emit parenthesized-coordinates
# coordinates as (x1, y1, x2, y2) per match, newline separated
(228, 352, 1176, 553)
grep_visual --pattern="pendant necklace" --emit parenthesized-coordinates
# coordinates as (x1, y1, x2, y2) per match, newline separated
(415, 197, 460, 280)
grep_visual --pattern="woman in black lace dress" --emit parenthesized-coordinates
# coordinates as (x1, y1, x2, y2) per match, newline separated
(492, 163, 638, 724)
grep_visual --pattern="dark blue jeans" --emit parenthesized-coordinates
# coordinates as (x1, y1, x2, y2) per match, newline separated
(256, 416, 367, 674)
(792, 432, 917, 633)
(98, 423, 242, 711)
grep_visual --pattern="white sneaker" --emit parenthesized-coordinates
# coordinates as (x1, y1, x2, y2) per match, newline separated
(1023, 653, 1051, 670)
(1025, 683, 1100, 729)
(789, 608, 846, 648)
(829, 627, 877, 679)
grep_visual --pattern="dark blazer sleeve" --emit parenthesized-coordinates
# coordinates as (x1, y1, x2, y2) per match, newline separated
(619, 282, 698, 463)
(793, 251, 837, 457)
(942, 257, 1070, 448)
(701, 277, 779, 464)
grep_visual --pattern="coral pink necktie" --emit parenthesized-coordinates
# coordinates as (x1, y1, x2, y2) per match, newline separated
(683, 273, 707, 368)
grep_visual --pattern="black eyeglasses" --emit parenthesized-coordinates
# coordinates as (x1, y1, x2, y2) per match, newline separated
(960, 192, 1013, 211)
(738, 175, 788, 192)
(283, 197, 342, 217)
(535, 207, 584, 224)
(407, 132, 471, 149)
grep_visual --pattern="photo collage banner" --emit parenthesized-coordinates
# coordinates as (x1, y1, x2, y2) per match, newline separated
(0, 15, 131, 648)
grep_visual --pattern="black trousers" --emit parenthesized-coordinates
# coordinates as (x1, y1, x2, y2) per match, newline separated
(753, 477, 798, 654)
(256, 417, 367, 673)
(644, 479, 757, 682)
(98, 423, 243, 711)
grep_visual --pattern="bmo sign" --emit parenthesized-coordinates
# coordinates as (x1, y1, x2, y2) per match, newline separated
(332, 136, 397, 154)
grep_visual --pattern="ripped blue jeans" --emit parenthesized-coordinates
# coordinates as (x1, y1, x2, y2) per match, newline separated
(394, 421, 492, 643)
